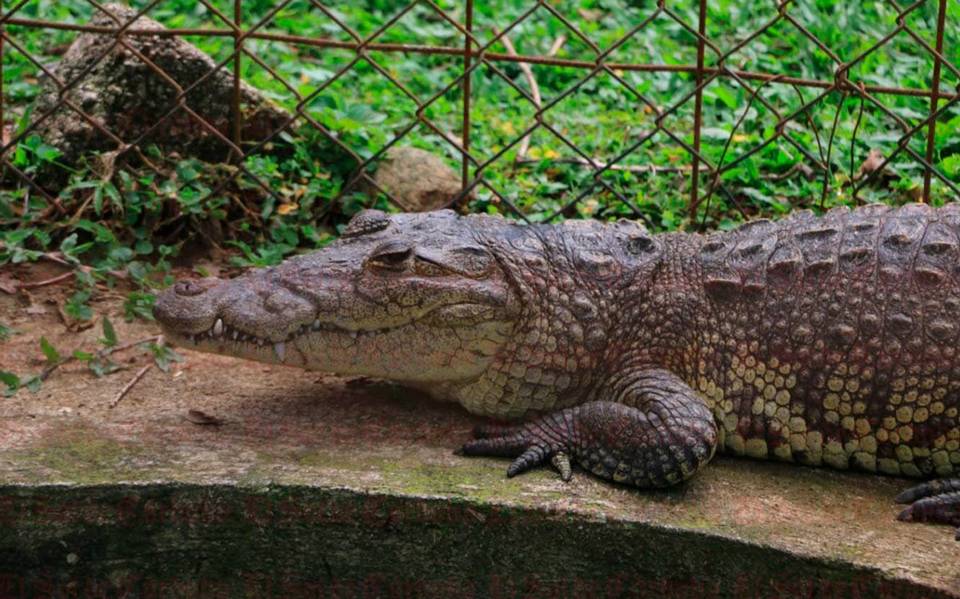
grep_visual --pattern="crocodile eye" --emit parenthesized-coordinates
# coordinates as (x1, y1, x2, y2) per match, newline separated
(366, 240, 413, 270)
(626, 235, 654, 255)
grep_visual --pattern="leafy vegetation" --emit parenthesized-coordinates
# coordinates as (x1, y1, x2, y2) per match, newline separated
(0, 0, 958, 392)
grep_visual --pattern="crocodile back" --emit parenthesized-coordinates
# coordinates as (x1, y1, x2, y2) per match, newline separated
(695, 203, 960, 477)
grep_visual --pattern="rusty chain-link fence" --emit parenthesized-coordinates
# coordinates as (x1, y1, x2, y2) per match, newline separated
(1, 0, 958, 228)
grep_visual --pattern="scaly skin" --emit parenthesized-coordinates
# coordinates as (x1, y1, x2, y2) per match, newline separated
(154, 204, 960, 538)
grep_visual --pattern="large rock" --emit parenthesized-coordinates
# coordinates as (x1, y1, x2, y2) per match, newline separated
(33, 4, 289, 164)
(372, 146, 472, 211)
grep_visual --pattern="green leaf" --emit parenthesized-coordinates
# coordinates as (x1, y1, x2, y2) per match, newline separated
(710, 86, 738, 110)
(35, 143, 62, 162)
(123, 291, 156, 321)
(0, 371, 19, 396)
(151, 343, 183, 373)
(72, 350, 94, 361)
(134, 240, 154, 255)
(93, 184, 104, 215)
(60, 233, 78, 255)
(39, 336, 61, 364)
(89, 358, 122, 378)
(941, 154, 960, 179)
(103, 182, 122, 213)
(64, 291, 93, 321)
(24, 376, 42, 393)
(100, 317, 118, 348)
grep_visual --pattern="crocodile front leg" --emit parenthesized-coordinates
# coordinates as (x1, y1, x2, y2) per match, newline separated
(460, 368, 718, 487)
(896, 480, 960, 540)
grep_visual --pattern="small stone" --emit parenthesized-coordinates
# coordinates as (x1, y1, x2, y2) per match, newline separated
(372, 146, 473, 212)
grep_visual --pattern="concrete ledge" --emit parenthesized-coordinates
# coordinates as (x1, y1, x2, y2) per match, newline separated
(1, 290, 959, 597)
(0, 482, 948, 598)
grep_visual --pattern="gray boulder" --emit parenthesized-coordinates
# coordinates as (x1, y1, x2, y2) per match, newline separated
(33, 3, 289, 165)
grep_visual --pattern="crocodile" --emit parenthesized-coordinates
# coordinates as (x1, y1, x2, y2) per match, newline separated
(154, 204, 960, 539)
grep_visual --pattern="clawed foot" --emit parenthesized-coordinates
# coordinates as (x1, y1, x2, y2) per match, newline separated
(895, 479, 960, 540)
(460, 416, 575, 482)
(458, 394, 717, 489)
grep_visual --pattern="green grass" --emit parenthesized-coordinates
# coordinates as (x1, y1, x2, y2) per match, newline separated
(0, 0, 958, 360)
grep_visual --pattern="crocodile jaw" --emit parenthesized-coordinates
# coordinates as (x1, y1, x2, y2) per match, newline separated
(161, 309, 510, 383)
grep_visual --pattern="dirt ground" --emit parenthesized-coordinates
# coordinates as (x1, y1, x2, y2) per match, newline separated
(0, 261, 478, 442)
(2, 261, 960, 594)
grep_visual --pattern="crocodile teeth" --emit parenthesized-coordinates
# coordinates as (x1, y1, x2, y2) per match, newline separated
(231, 330, 238, 341)
(349, 331, 358, 340)
(273, 342, 286, 362)
(213, 318, 224, 337)
(313, 319, 321, 330)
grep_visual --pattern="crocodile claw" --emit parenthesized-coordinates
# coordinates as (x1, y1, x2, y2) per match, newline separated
(551, 452, 573, 482)
(460, 416, 573, 483)
(895, 478, 960, 540)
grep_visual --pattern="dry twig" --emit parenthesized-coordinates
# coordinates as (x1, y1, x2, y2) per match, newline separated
(16, 271, 74, 291)
(99, 334, 162, 359)
(515, 157, 694, 174)
(548, 35, 567, 57)
(39, 334, 162, 382)
(494, 29, 565, 161)
(110, 363, 152, 408)
(43, 251, 126, 279)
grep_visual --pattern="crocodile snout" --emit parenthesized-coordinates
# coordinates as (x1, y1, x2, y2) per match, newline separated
(153, 277, 224, 335)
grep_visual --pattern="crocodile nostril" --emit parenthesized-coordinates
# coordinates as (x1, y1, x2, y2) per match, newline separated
(175, 280, 206, 297)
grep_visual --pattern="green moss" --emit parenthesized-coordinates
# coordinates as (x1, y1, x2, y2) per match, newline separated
(13, 430, 151, 485)
(290, 447, 561, 504)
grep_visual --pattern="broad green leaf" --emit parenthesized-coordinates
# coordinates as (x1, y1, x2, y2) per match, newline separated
(101, 317, 118, 348)
(39, 337, 60, 364)
(0, 371, 19, 395)
(64, 291, 94, 321)
(24, 376, 42, 393)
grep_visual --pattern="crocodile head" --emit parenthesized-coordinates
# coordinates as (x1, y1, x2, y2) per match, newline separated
(154, 209, 522, 385)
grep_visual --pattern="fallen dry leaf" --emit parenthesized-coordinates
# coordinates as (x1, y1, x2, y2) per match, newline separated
(0, 272, 18, 294)
(186, 409, 223, 426)
(856, 148, 885, 180)
(277, 202, 299, 215)
(577, 7, 604, 21)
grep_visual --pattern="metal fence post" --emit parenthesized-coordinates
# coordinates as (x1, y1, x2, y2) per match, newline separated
(232, 0, 243, 160)
(461, 0, 474, 192)
(923, 0, 948, 203)
(689, 0, 708, 222)
(1, 14, 5, 158)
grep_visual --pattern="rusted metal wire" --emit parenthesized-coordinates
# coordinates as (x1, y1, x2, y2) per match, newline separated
(232, 0, 243, 157)
(461, 0, 474, 189)
(689, 0, 708, 221)
(6, 17, 957, 102)
(923, 0, 949, 202)
(0, 18, 4, 151)
(0, 0, 957, 220)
